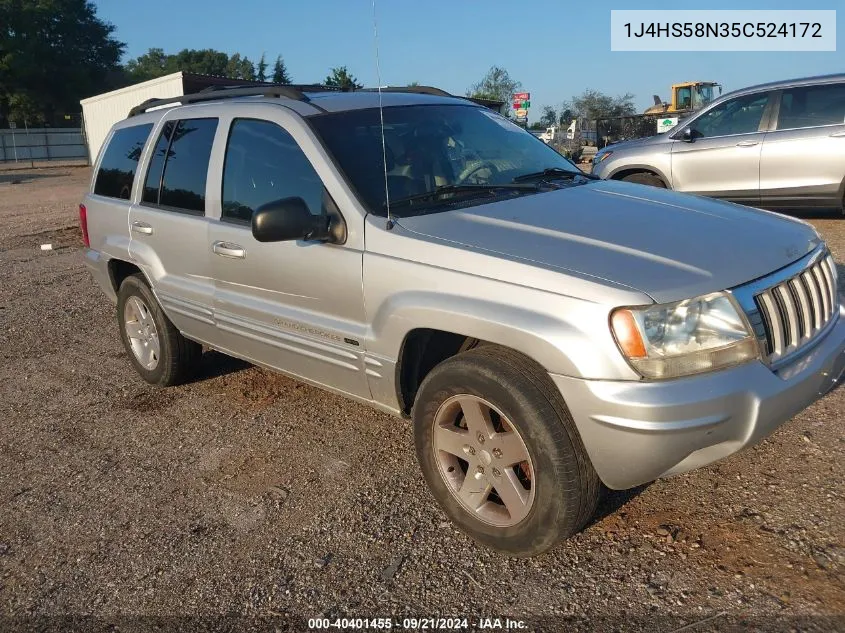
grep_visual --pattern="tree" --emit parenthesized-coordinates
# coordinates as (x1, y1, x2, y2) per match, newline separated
(324, 66, 362, 90)
(560, 89, 636, 122)
(407, 81, 420, 87)
(0, 0, 124, 123)
(124, 48, 258, 82)
(272, 56, 291, 84)
(257, 54, 268, 82)
(466, 66, 522, 105)
(539, 105, 557, 128)
(124, 48, 171, 81)
(224, 53, 255, 81)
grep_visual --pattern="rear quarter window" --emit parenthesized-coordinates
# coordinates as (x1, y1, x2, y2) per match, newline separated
(93, 124, 154, 200)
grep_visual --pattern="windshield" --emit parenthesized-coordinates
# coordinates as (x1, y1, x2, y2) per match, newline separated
(310, 104, 582, 216)
(694, 85, 715, 109)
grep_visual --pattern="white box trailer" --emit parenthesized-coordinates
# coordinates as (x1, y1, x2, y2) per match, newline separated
(80, 72, 273, 162)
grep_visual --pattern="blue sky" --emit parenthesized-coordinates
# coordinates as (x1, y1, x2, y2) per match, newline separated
(93, 0, 843, 121)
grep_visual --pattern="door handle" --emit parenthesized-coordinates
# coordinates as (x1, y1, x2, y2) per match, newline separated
(735, 141, 759, 148)
(212, 241, 246, 259)
(131, 221, 153, 235)
(830, 130, 845, 138)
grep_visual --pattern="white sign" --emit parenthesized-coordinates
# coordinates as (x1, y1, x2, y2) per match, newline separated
(8, 122, 16, 129)
(657, 117, 679, 133)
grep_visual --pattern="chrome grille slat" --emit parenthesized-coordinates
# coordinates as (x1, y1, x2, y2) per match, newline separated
(788, 278, 811, 340)
(747, 250, 840, 366)
(801, 271, 822, 330)
(758, 291, 785, 356)
(774, 285, 798, 350)
(812, 264, 831, 320)
(820, 256, 836, 317)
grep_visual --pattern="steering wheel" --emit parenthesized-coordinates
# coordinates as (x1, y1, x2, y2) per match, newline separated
(457, 161, 500, 185)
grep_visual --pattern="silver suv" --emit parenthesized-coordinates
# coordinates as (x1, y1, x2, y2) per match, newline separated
(80, 85, 845, 557)
(592, 74, 845, 214)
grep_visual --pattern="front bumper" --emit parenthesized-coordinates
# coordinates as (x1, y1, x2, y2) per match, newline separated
(552, 306, 845, 490)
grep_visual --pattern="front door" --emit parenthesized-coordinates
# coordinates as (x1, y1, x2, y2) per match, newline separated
(208, 116, 369, 399)
(670, 91, 773, 205)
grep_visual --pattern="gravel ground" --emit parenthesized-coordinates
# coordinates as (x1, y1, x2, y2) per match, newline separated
(0, 167, 843, 632)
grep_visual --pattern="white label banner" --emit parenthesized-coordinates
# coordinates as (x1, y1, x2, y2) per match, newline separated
(611, 10, 836, 51)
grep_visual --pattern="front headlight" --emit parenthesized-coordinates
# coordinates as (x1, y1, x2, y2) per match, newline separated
(594, 151, 613, 164)
(610, 292, 759, 379)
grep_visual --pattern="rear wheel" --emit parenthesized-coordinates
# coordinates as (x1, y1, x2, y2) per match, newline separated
(117, 274, 201, 386)
(413, 346, 600, 557)
(621, 172, 665, 188)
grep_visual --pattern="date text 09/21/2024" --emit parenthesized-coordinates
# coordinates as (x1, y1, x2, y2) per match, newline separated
(307, 617, 527, 630)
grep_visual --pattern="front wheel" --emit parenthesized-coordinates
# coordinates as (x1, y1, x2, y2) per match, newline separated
(412, 346, 600, 557)
(621, 172, 665, 188)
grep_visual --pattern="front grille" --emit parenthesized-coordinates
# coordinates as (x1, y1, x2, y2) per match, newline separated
(754, 253, 839, 361)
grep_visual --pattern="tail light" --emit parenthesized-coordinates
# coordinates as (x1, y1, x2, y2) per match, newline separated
(78, 203, 90, 247)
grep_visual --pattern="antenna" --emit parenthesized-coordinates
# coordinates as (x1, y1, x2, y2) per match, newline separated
(372, 0, 393, 230)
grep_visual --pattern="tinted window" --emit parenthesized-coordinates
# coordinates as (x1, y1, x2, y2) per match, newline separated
(777, 83, 845, 130)
(222, 119, 325, 223)
(142, 121, 175, 204)
(153, 118, 218, 214)
(93, 124, 153, 199)
(690, 93, 769, 138)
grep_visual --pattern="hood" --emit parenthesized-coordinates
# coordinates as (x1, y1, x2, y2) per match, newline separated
(598, 135, 665, 154)
(395, 180, 821, 304)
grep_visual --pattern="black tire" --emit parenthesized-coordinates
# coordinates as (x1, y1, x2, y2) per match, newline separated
(412, 346, 600, 557)
(621, 172, 665, 188)
(116, 273, 201, 386)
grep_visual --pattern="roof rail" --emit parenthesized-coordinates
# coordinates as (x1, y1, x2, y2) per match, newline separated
(360, 85, 455, 98)
(126, 84, 342, 118)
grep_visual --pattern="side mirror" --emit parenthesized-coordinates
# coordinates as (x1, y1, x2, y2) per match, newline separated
(680, 127, 700, 142)
(251, 197, 331, 243)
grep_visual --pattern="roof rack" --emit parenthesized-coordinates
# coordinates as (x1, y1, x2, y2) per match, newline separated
(127, 84, 343, 118)
(359, 85, 455, 98)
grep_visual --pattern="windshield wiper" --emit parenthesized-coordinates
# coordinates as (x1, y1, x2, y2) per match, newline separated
(386, 183, 540, 210)
(513, 167, 599, 183)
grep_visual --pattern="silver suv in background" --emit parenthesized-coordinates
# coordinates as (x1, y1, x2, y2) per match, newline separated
(80, 85, 845, 557)
(592, 74, 845, 215)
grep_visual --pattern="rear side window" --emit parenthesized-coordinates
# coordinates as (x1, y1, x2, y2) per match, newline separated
(142, 118, 218, 214)
(777, 83, 845, 130)
(93, 124, 153, 199)
(221, 119, 325, 224)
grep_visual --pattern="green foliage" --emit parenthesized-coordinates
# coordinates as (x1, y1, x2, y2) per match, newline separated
(324, 66, 362, 90)
(539, 105, 557, 128)
(257, 54, 268, 82)
(0, 0, 124, 123)
(466, 66, 522, 105)
(561, 89, 636, 121)
(272, 56, 291, 84)
(225, 53, 256, 81)
(124, 48, 259, 82)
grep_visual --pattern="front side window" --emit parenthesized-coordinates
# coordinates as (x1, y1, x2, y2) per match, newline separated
(142, 118, 218, 214)
(676, 87, 692, 110)
(93, 124, 153, 199)
(221, 119, 326, 224)
(689, 92, 769, 138)
(310, 104, 581, 216)
(777, 83, 845, 130)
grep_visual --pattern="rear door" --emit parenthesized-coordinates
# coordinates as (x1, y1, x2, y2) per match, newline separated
(85, 122, 154, 269)
(207, 111, 369, 399)
(128, 115, 219, 345)
(759, 82, 845, 209)
(670, 91, 773, 205)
